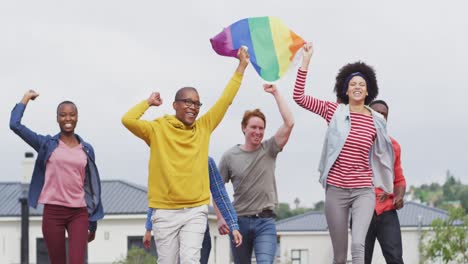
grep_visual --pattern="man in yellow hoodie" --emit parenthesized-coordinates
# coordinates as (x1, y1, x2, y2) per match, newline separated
(122, 48, 249, 264)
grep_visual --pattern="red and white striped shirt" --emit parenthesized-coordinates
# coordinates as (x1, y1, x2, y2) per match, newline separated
(294, 69, 376, 189)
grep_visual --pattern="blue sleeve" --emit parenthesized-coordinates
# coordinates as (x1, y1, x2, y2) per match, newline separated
(208, 157, 239, 231)
(146, 208, 153, 231)
(9, 103, 48, 151)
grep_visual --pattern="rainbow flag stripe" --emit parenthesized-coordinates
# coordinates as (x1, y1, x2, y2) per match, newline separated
(210, 16, 305, 82)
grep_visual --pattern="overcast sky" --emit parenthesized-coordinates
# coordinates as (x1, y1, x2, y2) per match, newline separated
(1, 0, 467, 207)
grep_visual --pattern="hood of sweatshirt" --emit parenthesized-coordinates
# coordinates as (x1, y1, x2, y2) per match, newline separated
(163, 114, 196, 129)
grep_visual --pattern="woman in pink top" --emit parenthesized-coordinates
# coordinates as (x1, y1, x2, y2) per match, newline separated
(293, 43, 394, 264)
(10, 90, 104, 264)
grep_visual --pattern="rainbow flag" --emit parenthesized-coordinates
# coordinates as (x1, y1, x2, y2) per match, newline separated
(210, 16, 305, 82)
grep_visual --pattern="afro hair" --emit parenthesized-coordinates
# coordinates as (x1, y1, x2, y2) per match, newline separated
(333, 61, 378, 105)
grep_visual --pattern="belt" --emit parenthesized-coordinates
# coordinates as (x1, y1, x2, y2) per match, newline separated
(242, 209, 276, 219)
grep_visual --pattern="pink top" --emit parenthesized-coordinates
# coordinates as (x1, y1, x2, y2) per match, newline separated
(39, 140, 87, 207)
(294, 69, 376, 189)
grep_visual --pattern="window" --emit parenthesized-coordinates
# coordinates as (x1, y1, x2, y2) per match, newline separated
(36, 238, 88, 264)
(291, 249, 308, 264)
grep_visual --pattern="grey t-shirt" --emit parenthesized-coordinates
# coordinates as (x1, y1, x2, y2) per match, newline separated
(219, 136, 282, 216)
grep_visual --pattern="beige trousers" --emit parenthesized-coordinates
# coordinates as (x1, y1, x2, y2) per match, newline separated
(151, 204, 208, 264)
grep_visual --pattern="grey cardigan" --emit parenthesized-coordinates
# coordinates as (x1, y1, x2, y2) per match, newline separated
(318, 104, 395, 193)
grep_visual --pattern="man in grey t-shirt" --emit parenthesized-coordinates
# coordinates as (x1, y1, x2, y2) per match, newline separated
(215, 84, 294, 264)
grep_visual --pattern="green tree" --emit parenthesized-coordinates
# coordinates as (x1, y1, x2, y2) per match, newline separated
(411, 171, 467, 212)
(313, 200, 325, 211)
(430, 182, 441, 192)
(276, 202, 313, 220)
(113, 247, 158, 264)
(421, 207, 468, 264)
(459, 186, 468, 213)
(443, 170, 462, 202)
(276, 203, 293, 220)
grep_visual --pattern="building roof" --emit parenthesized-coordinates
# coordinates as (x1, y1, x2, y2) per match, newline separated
(0, 180, 149, 217)
(276, 211, 328, 232)
(397, 201, 449, 227)
(276, 201, 449, 232)
(0, 180, 216, 217)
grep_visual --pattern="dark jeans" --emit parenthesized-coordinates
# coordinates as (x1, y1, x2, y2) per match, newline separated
(42, 204, 88, 264)
(230, 217, 277, 264)
(365, 210, 404, 264)
(200, 224, 211, 264)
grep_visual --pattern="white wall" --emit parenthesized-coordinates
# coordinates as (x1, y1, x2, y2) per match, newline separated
(278, 232, 335, 264)
(1, 215, 425, 264)
(278, 229, 423, 264)
(0, 218, 22, 264)
(207, 219, 232, 264)
(0, 215, 233, 264)
(89, 216, 150, 263)
(368, 228, 421, 264)
(0, 216, 44, 264)
(0, 215, 148, 264)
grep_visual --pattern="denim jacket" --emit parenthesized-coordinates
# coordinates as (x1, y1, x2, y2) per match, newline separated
(318, 104, 395, 193)
(10, 103, 104, 232)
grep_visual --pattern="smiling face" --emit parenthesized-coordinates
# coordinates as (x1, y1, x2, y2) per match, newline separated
(57, 103, 78, 134)
(242, 116, 265, 147)
(346, 76, 368, 104)
(370, 102, 388, 120)
(173, 89, 200, 126)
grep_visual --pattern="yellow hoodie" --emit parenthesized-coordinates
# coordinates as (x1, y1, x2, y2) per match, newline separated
(122, 72, 243, 209)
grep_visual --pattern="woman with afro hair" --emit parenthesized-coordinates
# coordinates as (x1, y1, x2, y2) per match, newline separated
(293, 43, 394, 264)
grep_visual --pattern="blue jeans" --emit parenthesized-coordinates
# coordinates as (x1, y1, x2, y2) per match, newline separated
(230, 217, 277, 264)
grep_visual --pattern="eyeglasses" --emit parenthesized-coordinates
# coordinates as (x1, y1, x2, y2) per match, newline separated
(175, 98, 203, 109)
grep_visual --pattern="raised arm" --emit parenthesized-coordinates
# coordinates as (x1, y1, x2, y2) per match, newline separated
(293, 43, 336, 120)
(10, 90, 48, 151)
(264, 84, 294, 149)
(121, 92, 163, 145)
(198, 47, 250, 131)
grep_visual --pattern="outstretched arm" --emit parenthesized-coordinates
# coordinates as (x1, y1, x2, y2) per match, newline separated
(20, 90, 39, 105)
(293, 43, 335, 120)
(199, 47, 250, 131)
(121, 92, 163, 145)
(235, 47, 250, 75)
(293, 42, 315, 109)
(10, 90, 48, 151)
(264, 84, 294, 149)
(299, 42, 313, 72)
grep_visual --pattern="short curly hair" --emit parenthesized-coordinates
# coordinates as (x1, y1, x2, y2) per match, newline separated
(333, 61, 378, 105)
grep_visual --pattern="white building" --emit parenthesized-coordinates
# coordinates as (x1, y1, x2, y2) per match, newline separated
(0, 180, 233, 264)
(0, 178, 450, 264)
(276, 201, 449, 264)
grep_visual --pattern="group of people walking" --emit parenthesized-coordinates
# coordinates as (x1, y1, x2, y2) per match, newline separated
(10, 43, 406, 264)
